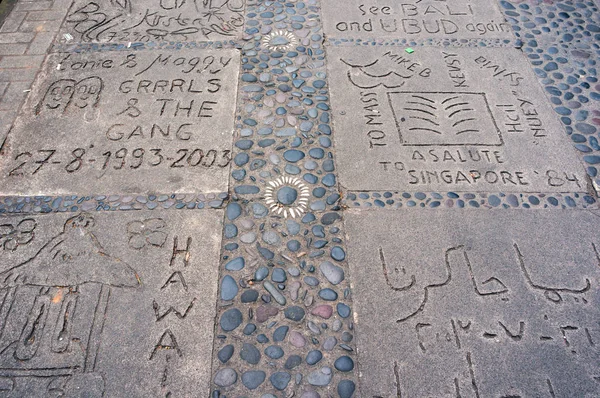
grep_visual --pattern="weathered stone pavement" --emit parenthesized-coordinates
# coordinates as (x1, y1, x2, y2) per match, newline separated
(0, 0, 599, 397)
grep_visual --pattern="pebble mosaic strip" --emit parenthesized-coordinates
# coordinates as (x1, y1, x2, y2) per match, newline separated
(342, 191, 597, 209)
(210, 0, 358, 395)
(498, 0, 600, 191)
(326, 37, 518, 48)
(227, 0, 343, 216)
(53, 40, 243, 54)
(0, 193, 229, 214)
(212, 204, 356, 397)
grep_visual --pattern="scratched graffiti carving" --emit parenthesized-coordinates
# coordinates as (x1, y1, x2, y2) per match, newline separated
(127, 218, 168, 249)
(328, 47, 586, 192)
(376, 242, 600, 397)
(0, 214, 139, 396)
(0, 219, 36, 252)
(387, 92, 503, 146)
(379, 242, 599, 325)
(35, 77, 104, 115)
(61, 0, 246, 43)
(348, 212, 600, 397)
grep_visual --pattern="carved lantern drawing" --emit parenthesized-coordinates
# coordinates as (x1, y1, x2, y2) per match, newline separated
(0, 214, 139, 397)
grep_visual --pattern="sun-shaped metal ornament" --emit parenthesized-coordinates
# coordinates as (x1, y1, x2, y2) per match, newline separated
(262, 30, 299, 52)
(264, 176, 310, 218)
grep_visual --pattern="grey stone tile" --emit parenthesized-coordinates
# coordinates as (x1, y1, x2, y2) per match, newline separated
(327, 46, 587, 192)
(0, 54, 44, 68)
(25, 10, 66, 21)
(0, 210, 222, 396)
(0, 12, 27, 33)
(26, 31, 56, 54)
(0, 81, 31, 111)
(0, 32, 35, 44)
(13, 1, 54, 12)
(0, 43, 27, 55)
(0, 66, 38, 82)
(0, 109, 17, 148)
(18, 19, 63, 32)
(345, 209, 600, 397)
(0, 48, 239, 195)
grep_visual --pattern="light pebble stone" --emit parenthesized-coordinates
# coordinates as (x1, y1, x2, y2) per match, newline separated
(290, 281, 301, 300)
(214, 368, 237, 387)
(289, 331, 306, 348)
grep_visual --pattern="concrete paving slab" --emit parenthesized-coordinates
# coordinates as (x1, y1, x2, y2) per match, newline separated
(327, 46, 587, 192)
(322, 0, 512, 41)
(0, 48, 239, 195)
(345, 209, 600, 397)
(0, 210, 222, 397)
(58, 0, 246, 44)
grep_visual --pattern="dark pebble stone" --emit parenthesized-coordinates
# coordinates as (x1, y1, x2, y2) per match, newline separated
(226, 203, 242, 220)
(220, 308, 243, 331)
(309, 148, 325, 159)
(240, 343, 261, 364)
(272, 268, 287, 283)
(312, 225, 325, 237)
(255, 266, 269, 281)
(241, 289, 259, 303)
(285, 355, 302, 369)
(277, 186, 298, 205)
(342, 331, 353, 342)
(224, 223, 238, 239)
(220, 275, 238, 300)
(319, 288, 338, 301)
(273, 325, 289, 342)
(242, 370, 266, 390)
(321, 212, 341, 225)
(224, 243, 239, 251)
(584, 155, 600, 164)
(313, 240, 328, 249)
(231, 169, 246, 181)
(265, 345, 285, 359)
(250, 159, 266, 171)
(313, 187, 326, 198)
(323, 159, 335, 172)
(225, 257, 245, 271)
(286, 164, 301, 174)
(302, 213, 317, 223)
(322, 174, 336, 187)
(257, 334, 269, 343)
(234, 153, 249, 166)
(304, 276, 320, 286)
(258, 138, 276, 147)
(270, 372, 291, 390)
(576, 123, 597, 134)
(326, 193, 340, 205)
(235, 139, 254, 150)
(306, 350, 323, 365)
(287, 240, 301, 251)
(283, 149, 305, 162)
(334, 356, 354, 372)
(234, 185, 260, 195)
(337, 303, 351, 318)
(217, 344, 234, 363)
(304, 173, 318, 184)
(243, 323, 257, 335)
(258, 245, 275, 260)
(338, 380, 356, 398)
(284, 306, 306, 321)
(330, 246, 345, 261)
